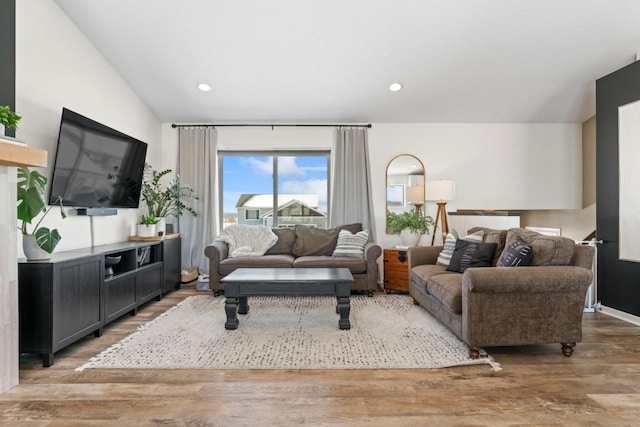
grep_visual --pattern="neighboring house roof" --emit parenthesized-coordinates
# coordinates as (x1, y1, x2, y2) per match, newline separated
(236, 194, 319, 209)
(261, 199, 326, 219)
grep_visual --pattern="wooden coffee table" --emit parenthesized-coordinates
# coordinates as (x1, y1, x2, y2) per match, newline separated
(221, 268, 354, 330)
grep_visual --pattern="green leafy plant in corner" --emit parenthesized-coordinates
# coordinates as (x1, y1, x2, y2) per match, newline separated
(139, 214, 159, 225)
(0, 105, 21, 130)
(141, 164, 198, 218)
(386, 210, 435, 235)
(17, 167, 66, 253)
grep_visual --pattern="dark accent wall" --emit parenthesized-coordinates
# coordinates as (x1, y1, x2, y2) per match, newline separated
(0, 0, 16, 137)
(596, 60, 640, 317)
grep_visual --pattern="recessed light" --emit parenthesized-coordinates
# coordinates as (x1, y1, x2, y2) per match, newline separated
(389, 82, 403, 92)
(197, 83, 211, 92)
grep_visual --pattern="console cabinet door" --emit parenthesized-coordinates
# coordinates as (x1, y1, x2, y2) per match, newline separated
(104, 272, 137, 324)
(162, 237, 182, 293)
(19, 254, 103, 366)
(137, 264, 163, 305)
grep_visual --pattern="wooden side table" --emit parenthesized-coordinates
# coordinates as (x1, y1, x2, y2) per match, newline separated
(383, 248, 410, 293)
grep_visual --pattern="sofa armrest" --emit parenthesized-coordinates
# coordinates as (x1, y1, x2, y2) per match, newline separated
(204, 241, 229, 282)
(461, 266, 593, 349)
(364, 242, 382, 286)
(462, 266, 593, 294)
(408, 245, 443, 268)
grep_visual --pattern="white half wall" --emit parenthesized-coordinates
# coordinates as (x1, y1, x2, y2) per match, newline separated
(15, 0, 161, 255)
(161, 122, 583, 249)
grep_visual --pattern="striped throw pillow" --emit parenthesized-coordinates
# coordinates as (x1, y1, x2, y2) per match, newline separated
(436, 229, 484, 266)
(332, 229, 369, 258)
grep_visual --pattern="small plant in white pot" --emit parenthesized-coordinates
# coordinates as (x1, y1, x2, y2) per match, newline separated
(17, 167, 66, 260)
(137, 215, 158, 238)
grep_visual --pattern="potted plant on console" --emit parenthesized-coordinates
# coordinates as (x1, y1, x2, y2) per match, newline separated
(137, 214, 159, 238)
(386, 210, 435, 247)
(140, 164, 198, 235)
(17, 167, 66, 260)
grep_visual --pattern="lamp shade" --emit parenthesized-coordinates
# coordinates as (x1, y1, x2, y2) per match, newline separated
(426, 180, 456, 202)
(406, 185, 424, 204)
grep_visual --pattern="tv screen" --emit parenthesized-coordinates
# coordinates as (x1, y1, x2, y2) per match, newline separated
(48, 108, 148, 209)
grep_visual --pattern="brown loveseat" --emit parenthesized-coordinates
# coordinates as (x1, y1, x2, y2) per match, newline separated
(205, 223, 382, 296)
(408, 227, 594, 359)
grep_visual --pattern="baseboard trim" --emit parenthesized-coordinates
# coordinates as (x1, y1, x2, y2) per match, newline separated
(598, 304, 640, 326)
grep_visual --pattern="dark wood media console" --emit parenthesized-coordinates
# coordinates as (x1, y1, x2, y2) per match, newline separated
(18, 236, 181, 367)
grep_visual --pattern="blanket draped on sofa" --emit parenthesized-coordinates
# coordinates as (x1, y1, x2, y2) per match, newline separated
(215, 225, 278, 258)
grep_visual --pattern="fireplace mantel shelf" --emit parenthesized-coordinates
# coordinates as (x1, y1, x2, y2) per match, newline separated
(0, 140, 47, 167)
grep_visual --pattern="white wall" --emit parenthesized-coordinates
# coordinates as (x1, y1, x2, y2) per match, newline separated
(161, 122, 583, 249)
(15, 0, 161, 255)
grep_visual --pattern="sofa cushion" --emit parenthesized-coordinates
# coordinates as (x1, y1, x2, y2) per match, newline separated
(292, 223, 362, 257)
(498, 235, 533, 267)
(219, 255, 295, 275)
(436, 229, 484, 266)
(468, 227, 507, 266)
(410, 264, 456, 288)
(506, 228, 575, 266)
(333, 229, 369, 258)
(293, 256, 367, 274)
(427, 273, 463, 314)
(264, 227, 296, 255)
(446, 241, 497, 273)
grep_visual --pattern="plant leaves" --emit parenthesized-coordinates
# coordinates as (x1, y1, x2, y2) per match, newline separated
(34, 228, 61, 254)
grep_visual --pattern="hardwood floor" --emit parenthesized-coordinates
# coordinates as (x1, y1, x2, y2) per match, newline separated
(2, 286, 640, 426)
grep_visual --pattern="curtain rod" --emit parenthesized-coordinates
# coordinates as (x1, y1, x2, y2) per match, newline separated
(171, 123, 372, 128)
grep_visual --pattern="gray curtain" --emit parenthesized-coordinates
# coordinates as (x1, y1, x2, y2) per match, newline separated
(178, 127, 218, 274)
(330, 127, 377, 241)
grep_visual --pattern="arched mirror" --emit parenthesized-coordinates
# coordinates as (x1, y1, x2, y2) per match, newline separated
(386, 154, 425, 234)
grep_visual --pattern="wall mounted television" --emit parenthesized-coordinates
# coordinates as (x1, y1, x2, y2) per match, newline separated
(48, 108, 148, 211)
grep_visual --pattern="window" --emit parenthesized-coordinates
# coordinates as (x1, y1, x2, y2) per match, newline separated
(219, 152, 330, 230)
(245, 209, 260, 220)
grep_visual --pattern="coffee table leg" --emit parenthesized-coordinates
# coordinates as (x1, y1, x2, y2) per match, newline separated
(238, 296, 249, 314)
(337, 295, 351, 330)
(224, 296, 239, 330)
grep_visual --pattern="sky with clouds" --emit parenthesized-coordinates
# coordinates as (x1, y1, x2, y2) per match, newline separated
(222, 155, 329, 214)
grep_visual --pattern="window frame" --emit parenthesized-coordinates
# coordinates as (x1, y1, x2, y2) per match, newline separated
(218, 150, 331, 230)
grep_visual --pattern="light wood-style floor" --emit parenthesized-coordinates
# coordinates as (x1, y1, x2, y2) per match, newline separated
(2, 286, 640, 426)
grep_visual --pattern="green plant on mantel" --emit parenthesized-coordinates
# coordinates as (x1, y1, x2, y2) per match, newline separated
(141, 164, 198, 219)
(17, 167, 66, 253)
(0, 105, 21, 130)
(386, 210, 435, 234)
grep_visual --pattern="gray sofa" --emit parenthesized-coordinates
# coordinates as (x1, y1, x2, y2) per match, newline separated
(205, 223, 382, 296)
(408, 227, 594, 359)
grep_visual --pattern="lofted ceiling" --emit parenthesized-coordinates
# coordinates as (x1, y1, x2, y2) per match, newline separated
(55, 0, 640, 124)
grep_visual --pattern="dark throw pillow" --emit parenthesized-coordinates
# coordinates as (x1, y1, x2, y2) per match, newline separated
(498, 235, 534, 267)
(446, 240, 498, 273)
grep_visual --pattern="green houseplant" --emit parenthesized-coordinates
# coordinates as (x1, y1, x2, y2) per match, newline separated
(0, 105, 21, 136)
(17, 167, 66, 259)
(141, 164, 198, 219)
(386, 210, 435, 246)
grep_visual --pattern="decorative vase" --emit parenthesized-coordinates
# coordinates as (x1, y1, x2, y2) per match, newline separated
(155, 217, 166, 236)
(400, 228, 421, 247)
(22, 234, 51, 260)
(137, 224, 156, 237)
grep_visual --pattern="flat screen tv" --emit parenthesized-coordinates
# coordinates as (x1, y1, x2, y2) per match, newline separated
(48, 108, 148, 209)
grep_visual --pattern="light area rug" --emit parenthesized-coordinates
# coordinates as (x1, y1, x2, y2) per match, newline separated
(77, 295, 500, 371)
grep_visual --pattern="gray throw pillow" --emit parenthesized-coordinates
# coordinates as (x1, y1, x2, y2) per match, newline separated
(333, 229, 369, 258)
